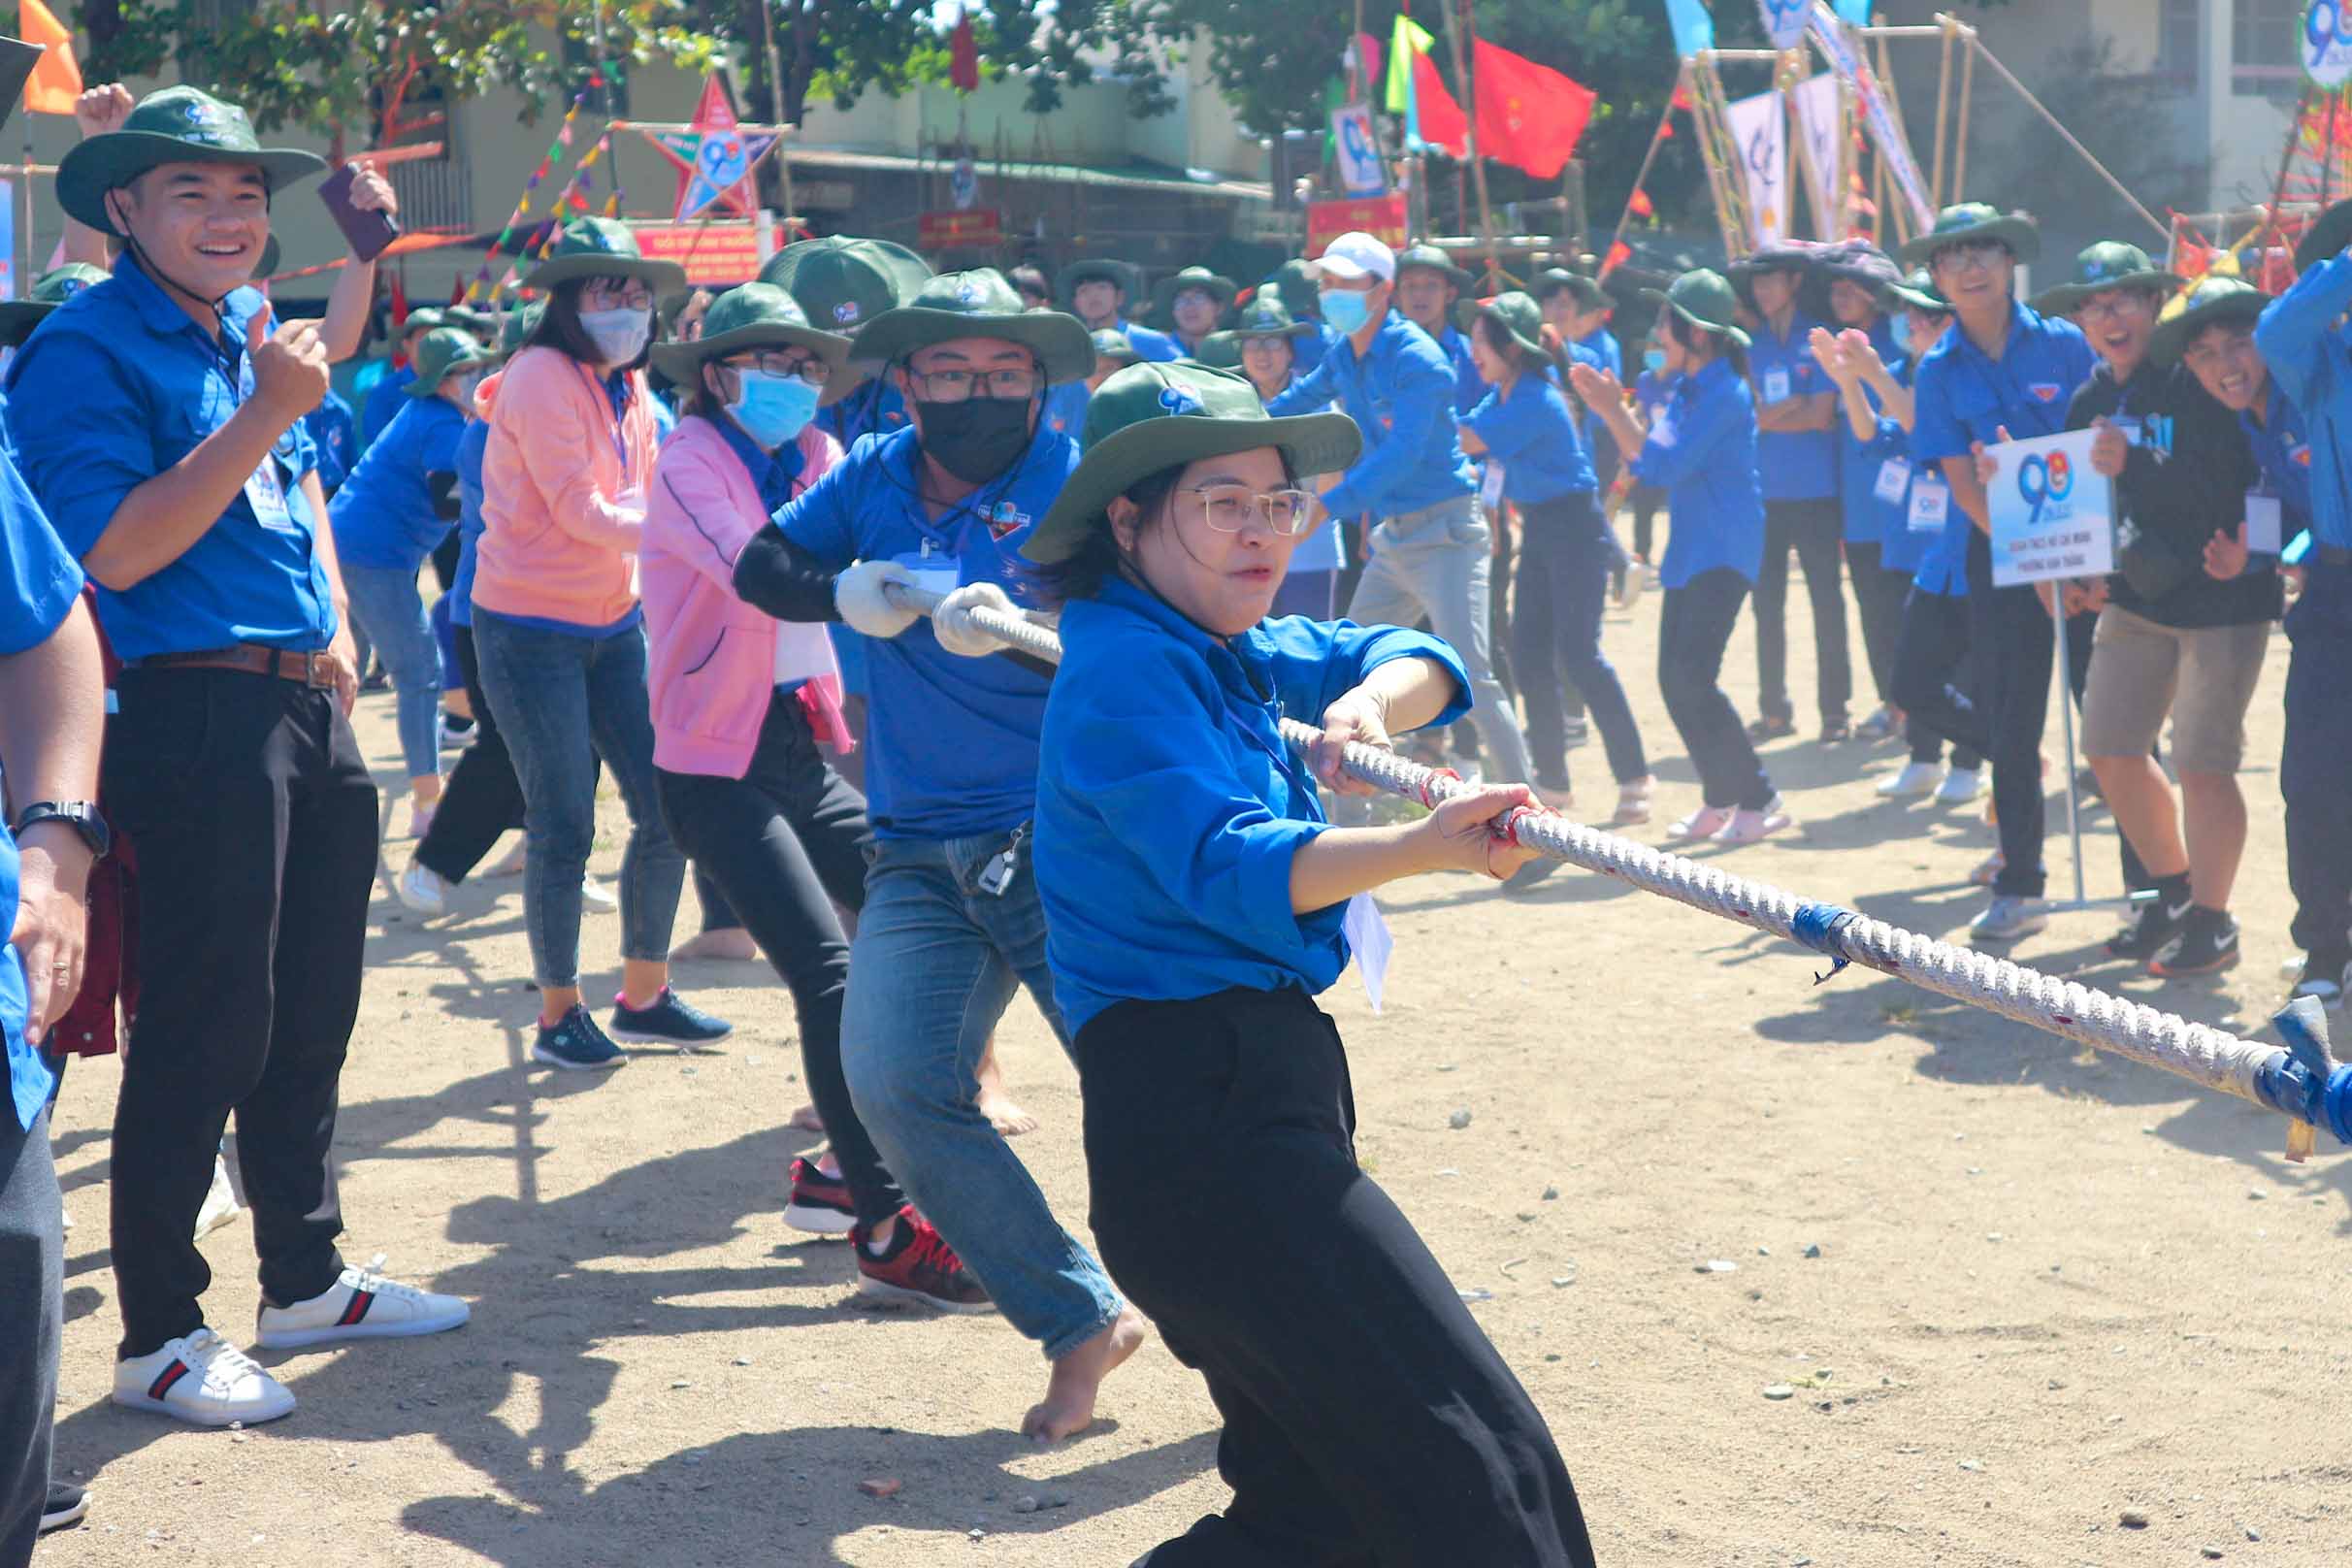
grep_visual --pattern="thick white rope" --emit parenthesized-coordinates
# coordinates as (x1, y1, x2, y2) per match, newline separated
(883, 582, 2349, 1153)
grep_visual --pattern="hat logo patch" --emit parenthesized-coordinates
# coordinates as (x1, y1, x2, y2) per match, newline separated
(954, 280, 983, 306)
(1158, 384, 1204, 415)
(833, 302, 860, 324)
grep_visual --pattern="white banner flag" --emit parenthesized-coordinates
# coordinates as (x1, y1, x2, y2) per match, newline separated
(1790, 75, 1845, 239)
(1725, 90, 1789, 248)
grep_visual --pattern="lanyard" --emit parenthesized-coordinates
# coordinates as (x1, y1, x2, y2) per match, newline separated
(575, 361, 634, 486)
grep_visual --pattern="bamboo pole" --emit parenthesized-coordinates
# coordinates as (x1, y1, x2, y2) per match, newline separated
(1602, 85, 1682, 274)
(1872, 26, 1919, 248)
(1931, 18, 1953, 208)
(1967, 34, 2168, 241)
(1437, 0, 1498, 269)
(1953, 32, 1975, 198)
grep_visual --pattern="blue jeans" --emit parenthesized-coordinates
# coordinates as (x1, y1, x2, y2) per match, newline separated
(473, 610, 684, 990)
(841, 833, 1126, 1359)
(1513, 493, 1648, 790)
(343, 561, 441, 780)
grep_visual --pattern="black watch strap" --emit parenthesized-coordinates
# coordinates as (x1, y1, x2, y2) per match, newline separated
(12, 801, 110, 860)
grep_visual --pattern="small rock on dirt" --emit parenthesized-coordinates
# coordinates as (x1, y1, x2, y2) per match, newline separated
(1013, 1496, 1038, 1514)
(1449, 1108, 1473, 1129)
(1763, 1384, 1795, 1400)
(860, 1479, 901, 1500)
(2118, 1510, 2149, 1529)
(1802, 1244, 1823, 1258)
(1697, 1259, 1738, 1274)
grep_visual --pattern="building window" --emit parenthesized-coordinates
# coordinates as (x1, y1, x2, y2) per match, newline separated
(2154, 0, 2200, 85)
(2235, 0, 2303, 90)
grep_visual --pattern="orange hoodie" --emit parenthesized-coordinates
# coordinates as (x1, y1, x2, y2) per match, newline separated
(471, 344, 662, 628)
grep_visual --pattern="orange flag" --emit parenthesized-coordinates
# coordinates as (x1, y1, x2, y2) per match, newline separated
(19, 0, 82, 115)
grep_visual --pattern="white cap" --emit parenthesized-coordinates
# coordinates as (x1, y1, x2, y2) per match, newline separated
(1309, 232, 1396, 284)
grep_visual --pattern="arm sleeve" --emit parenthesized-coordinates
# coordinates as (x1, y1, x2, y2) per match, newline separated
(1632, 379, 1747, 489)
(1323, 347, 1454, 519)
(1264, 355, 1338, 418)
(655, 443, 764, 596)
(771, 451, 859, 570)
(732, 524, 842, 623)
(2256, 254, 2352, 413)
(0, 455, 82, 654)
(6, 331, 157, 559)
(1908, 356, 1971, 463)
(503, 355, 643, 552)
(1258, 617, 1472, 733)
(1054, 649, 1335, 940)
(1460, 383, 1541, 464)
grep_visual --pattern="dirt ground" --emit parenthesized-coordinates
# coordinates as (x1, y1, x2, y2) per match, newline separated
(36, 561, 2351, 1568)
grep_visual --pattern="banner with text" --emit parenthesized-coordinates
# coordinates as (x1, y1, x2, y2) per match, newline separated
(1308, 193, 1411, 253)
(1724, 89, 1789, 247)
(1790, 75, 1845, 240)
(1808, 2, 1934, 233)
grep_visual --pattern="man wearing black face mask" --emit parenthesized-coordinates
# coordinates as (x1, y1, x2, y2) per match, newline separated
(731, 270, 1149, 1445)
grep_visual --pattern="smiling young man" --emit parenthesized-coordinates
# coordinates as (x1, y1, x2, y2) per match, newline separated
(1059, 258, 1178, 361)
(5, 84, 469, 1428)
(1394, 245, 1483, 414)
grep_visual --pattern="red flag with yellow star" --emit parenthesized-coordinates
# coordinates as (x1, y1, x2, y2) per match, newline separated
(1471, 39, 1594, 180)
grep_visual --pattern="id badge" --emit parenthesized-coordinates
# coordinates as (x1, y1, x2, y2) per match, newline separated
(1908, 475, 1949, 533)
(1873, 457, 1911, 505)
(2245, 490, 2284, 555)
(245, 458, 299, 534)
(1479, 460, 1506, 510)
(1762, 367, 1791, 404)
(893, 550, 961, 599)
(2112, 416, 2144, 447)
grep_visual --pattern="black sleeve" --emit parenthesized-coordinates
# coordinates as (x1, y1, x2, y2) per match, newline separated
(732, 522, 842, 623)
(427, 471, 461, 521)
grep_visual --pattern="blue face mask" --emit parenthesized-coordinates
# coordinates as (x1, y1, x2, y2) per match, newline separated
(1319, 287, 1374, 336)
(1643, 347, 1669, 375)
(727, 368, 821, 449)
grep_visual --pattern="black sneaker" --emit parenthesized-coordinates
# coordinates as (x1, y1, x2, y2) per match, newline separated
(2107, 894, 2190, 961)
(2288, 955, 2350, 1012)
(1747, 714, 1796, 741)
(2149, 912, 2241, 978)
(607, 987, 734, 1047)
(532, 1005, 627, 1071)
(854, 1209, 993, 1313)
(41, 1482, 88, 1534)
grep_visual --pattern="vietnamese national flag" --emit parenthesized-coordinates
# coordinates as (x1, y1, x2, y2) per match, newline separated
(19, 0, 82, 115)
(1602, 241, 1633, 277)
(1471, 39, 1594, 180)
(1413, 51, 1469, 157)
(949, 7, 980, 94)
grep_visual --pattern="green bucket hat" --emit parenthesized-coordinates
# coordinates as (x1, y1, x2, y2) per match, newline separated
(397, 307, 446, 341)
(1260, 259, 1320, 318)
(1022, 360, 1361, 565)
(523, 216, 687, 294)
(441, 303, 496, 338)
(1152, 265, 1239, 319)
(1455, 291, 1549, 362)
(0, 262, 112, 348)
(851, 269, 1094, 383)
(1091, 327, 1144, 365)
(403, 327, 495, 398)
(760, 235, 933, 334)
(1059, 257, 1143, 308)
(647, 281, 852, 391)
(1880, 267, 1951, 314)
(1642, 269, 1751, 348)
(1897, 202, 2041, 270)
(2296, 198, 2352, 274)
(1534, 267, 1607, 309)
(1223, 296, 1315, 341)
(1395, 245, 1474, 292)
(2028, 242, 2183, 316)
(2149, 276, 2272, 366)
(55, 85, 328, 238)
(495, 301, 544, 360)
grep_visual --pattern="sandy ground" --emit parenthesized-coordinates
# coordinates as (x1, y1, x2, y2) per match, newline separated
(35, 557, 2351, 1568)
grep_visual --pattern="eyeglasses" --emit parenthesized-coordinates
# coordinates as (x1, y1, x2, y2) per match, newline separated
(581, 278, 654, 310)
(1929, 242, 2009, 277)
(2074, 293, 2150, 324)
(725, 350, 833, 385)
(1185, 484, 1318, 536)
(905, 365, 1042, 402)
(1239, 336, 1293, 354)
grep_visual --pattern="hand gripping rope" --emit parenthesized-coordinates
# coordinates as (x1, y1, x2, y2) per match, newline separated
(883, 582, 2352, 1160)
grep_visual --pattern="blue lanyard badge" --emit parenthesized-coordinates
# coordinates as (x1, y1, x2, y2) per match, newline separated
(576, 363, 634, 485)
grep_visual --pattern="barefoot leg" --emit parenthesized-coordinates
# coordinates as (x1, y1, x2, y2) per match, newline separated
(975, 1034, 1037, 1137)
(1022, 1308, 1149, 1445)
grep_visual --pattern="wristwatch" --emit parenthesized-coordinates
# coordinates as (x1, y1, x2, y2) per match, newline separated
(12, 801, 111, 861)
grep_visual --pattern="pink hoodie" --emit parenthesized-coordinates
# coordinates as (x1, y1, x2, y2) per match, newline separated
(641, 415, 848, 778)
(472, 345, 661, 628)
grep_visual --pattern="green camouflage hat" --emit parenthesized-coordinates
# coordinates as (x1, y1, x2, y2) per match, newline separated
(2148, 276, 2271, 365)
(1152, 265, 1239, 319)
(1456, 290, 1548, 363)
(1260, 259, 1321, 320)
(1897, 202, 2041, 270)
(1091, 327, 1144, 365)
(1880, 267, 1951, 314)
(760, 235, 933, 334)
(497, 301, 544, 358)
(1023, 359, 1360, 565)
(403, 328, 496, 397)
(2029, 242, 2183, 316)
(1642, 268, 1751, 348)
(0, 262, 112, 348)
(648, 281, 852, 391)
(397, 307, 446, 341)
(1535, 267, 1606, 308)
(441, 303, 496, 337)
(851, 269, 1094, 383)
(1059, 256, 1144, 309)
(55, 84, 328, 237)
(1395, 244, 1474, 291)
(523, 215, 687, 293)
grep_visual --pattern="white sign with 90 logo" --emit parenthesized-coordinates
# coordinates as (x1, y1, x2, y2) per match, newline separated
(2305, 0, 2352, 88)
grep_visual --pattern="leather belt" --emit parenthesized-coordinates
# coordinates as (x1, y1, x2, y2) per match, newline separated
(134, 644, 338, 689)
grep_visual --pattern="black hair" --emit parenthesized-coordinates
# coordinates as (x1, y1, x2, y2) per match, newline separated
(1009, 264, 1051, 302)
(1668, 310, 1748, 378)
(525, 277, 654, 373)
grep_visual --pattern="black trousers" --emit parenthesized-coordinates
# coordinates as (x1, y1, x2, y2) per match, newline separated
(417, 623, 528, 884)
(0, 1106, 58, 1566)
(1079, 988, 1596, 1568)
(103, 669, 376, 1356)
(429, 528, 461, 595)
(656, 694, 899, 1225)
(1514, 494, 1649, 791)
(1752, 496, 1851, 727)
(2284, 561, 2352, 971)
(1846, 539, 1912, 709)
(1887, 588, 1984, 770)
(1660, 568, 1775, 811)
(1628, 484, 1666, 564)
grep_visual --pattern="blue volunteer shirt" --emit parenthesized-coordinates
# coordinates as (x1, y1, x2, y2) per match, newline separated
(1748, 310, 1839, 500)
(1838, 318, 1908, 546)
(450, 418, 490, 628)
(1632, 367, 1677, 457)
(2239, 388, 2315, 548)
(1435, 325, 1485, 415)
(2255, 256, 2352, 551)
(7, 252, 331, 663)
(360, 362, 417, 446)
(1043, 378, 1091, 442)
(1292, 321, 1334, 376)
(1267, 309, 1475, 520)
(821, 377, 912, 449)
(1035, 573, 1468, 1038)
(775, 418, 1077, 839)
(329, 393, 467, 572)
(1, 454, 82, 1129)
(308, 390, 358, 497)
(1576, 323, 1623, 480)
(1911, 298, 2096, 465)
(1630, 358, 1766, 588)
(1115, 319, 1181, 363)
(1461, 368, 1596, 504)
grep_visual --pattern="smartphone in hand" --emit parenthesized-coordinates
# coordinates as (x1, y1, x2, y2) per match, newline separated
(318, 165, 400, 263)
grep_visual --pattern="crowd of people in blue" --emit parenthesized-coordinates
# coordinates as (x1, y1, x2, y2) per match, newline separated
(3, 53, 2349, 1568)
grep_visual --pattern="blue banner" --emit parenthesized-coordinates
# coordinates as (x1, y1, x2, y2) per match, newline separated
(1660, 0, 1715, 57)
(1835, 0, 1874, 23)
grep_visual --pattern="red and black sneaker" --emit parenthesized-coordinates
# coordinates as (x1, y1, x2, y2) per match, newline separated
(853, 1209, 993, 1313)
(784, 1155, 856, 1237)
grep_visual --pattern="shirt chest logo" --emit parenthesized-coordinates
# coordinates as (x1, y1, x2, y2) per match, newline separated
(985, 500, 1031, 540)
(2294, 443, 2313, 468)
(2029, 382, 2062, 404)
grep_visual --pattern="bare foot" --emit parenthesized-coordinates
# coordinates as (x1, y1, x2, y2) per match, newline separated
(975, 1039, 1037, 1137)
(670, 928, 760, 963)
(788, 1103, 827, 1134)
(1021, 1308, 1148, 1445)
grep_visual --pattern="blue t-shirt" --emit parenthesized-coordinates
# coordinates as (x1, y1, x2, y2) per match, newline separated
(1035, 574, 1469, 1038)
(329, 394, 467, 572)
(1749, 310, 1838, 501)
(774, 419, 1077, 838)
(1837, 319, 1908, 547)
(1576, 324, 1623, 480)
(821, 378, 912, 449)
(1436, 325, 1485, 415)
(1911, 299, 2096, 464)
(450, 418, 490, 627)
(2240, 390, 2315, 551)
(1630, 358, 1765, 588)
(6, 253, 330, 663)
(308, 390, 358, 497)
(2256, 256, 2352, 552)
(361, 363, 417, 446)
(0, 453, 82, 1129)
(1266, 309, 1475, 520)
(1043, 379, 1091, 443)
(1632, 366, 1678, 474)
(1116, 319, 1181, 363)
(1292, 321, 1333, 376)
(1461, 369, 1596, 504)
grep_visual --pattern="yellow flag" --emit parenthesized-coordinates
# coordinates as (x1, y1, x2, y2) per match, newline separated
(1386, 16, 1437, 115)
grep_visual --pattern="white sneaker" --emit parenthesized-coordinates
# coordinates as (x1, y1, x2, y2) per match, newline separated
(113, 1328, 295, 1426)
(396, 862, 448, 917)
(1876, 761, 1944, 799)
(1668, 803, 1736, 842)
(1969, 894, 2048, 943)
(253, 1254, 470, 1350)
(1710, 796, 1793, 845)
(1934, 766, 1986, 805)
(1617, 560, 1650, 608)
(581, 876, 619, 912)
(194, 1157, 243, 1241)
